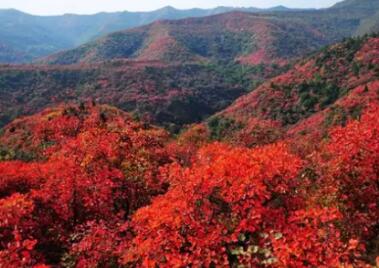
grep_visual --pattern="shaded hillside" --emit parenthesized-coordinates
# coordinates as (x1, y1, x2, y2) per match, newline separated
(0, 43, 27, 63)
(42, 12, 330, 65)
(194, 35, 379, 146)
(0, 60, 285, 131)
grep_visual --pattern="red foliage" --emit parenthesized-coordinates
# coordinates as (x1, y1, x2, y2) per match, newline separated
(0, 193, 46, 267)
(324, 104, 379, 244)
(0, 104, 171, 266)
(120, 143, 348, 267)
(0, 162, 43, 197)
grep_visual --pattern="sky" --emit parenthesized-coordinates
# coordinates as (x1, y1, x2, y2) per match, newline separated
(0, 0, 343, 15)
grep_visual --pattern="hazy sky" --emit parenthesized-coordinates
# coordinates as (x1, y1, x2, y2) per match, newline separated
(0, 0, 342, 15)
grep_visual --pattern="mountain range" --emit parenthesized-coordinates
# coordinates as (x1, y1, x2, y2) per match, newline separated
(0, 0, 379, 63)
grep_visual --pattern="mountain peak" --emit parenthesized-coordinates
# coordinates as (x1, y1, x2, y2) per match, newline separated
(268, 5, 291, 11)
(157, 6, 177, 12)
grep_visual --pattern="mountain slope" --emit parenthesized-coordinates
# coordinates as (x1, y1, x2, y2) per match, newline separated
(196, 35, 379, 146)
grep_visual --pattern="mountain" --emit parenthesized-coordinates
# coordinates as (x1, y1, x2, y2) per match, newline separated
(0, 5, 307, 63)
(199, 34, 379, 146)
(330, 0, 379, 36)
(1, 2, 379, 267)
(42, 12, 330, 65)
(40, 0, 379, 65)
(1, 0, 379, 63)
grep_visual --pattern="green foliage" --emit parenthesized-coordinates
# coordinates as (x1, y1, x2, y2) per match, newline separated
(207, 116, 243, 141)
(323, 104, 364, 128)
(352, 61, 360, 76)
(173, 31, 256, 61)
(298, 80, 342, 111)
(315, 35, 368, 67)
(0, 146, 35, 162)
(323, 105, 349, 128)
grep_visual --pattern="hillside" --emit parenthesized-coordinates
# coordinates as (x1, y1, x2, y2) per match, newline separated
(192, 35, 379, 147)
(0, 60, 286, 131)
(42, 12, 330, 65)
